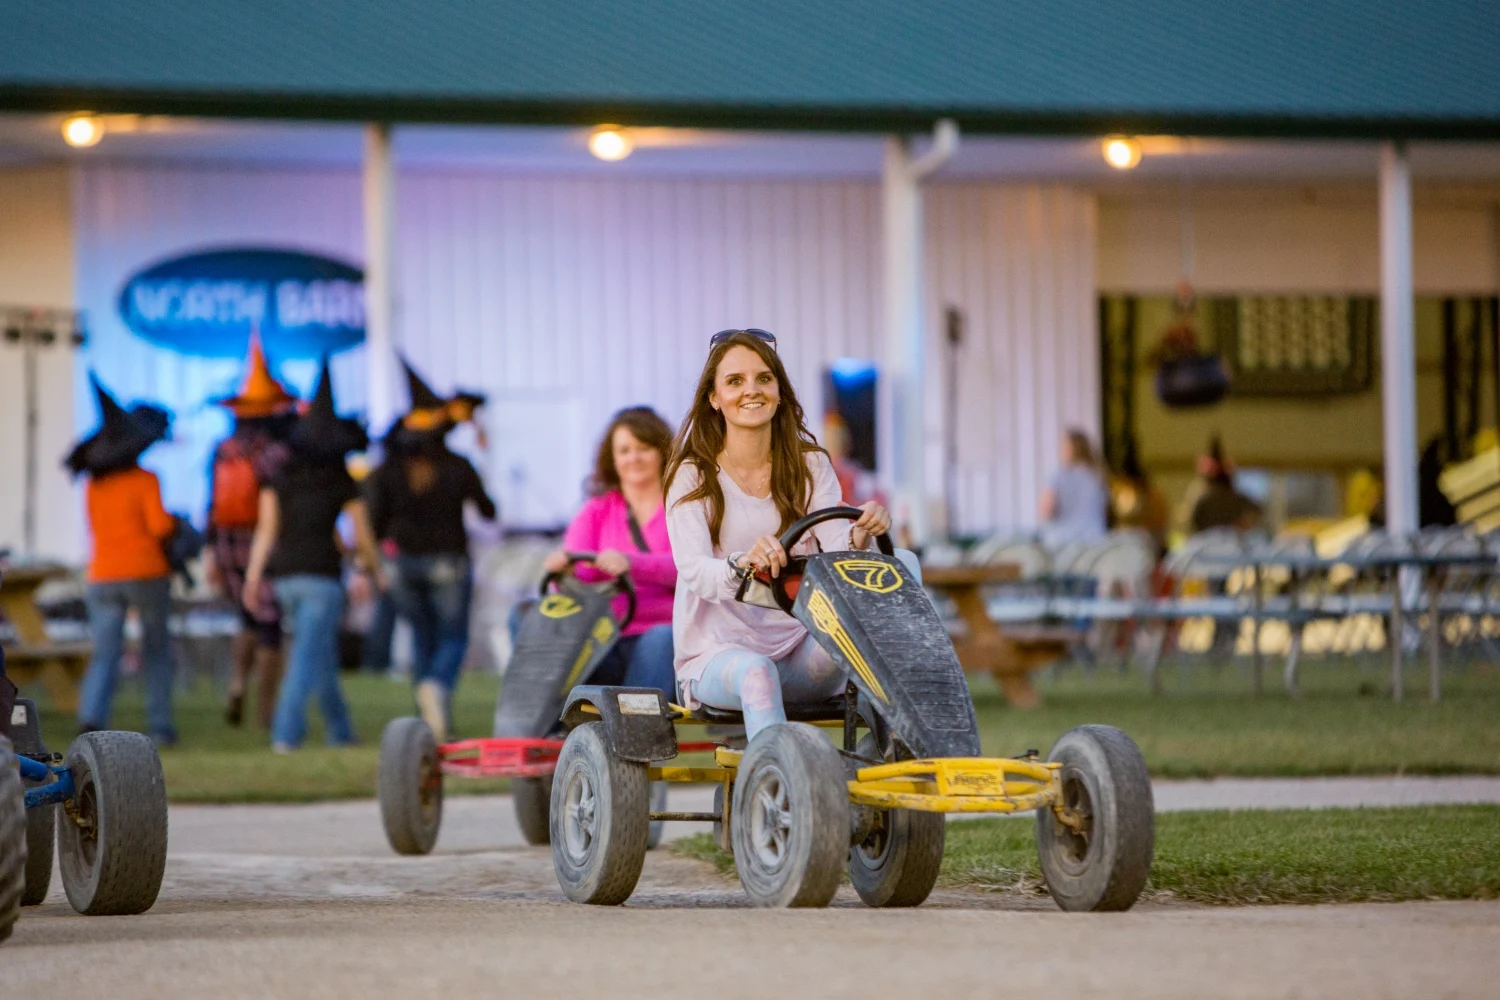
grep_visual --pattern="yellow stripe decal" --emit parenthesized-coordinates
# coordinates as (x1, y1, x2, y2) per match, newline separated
(807, 588, 888, 703)
(559, 639, 595, 694)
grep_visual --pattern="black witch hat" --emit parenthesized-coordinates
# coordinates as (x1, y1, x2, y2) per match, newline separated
(288, 356, 368, 463)
(386, 354, 486, 452)
(64, 373, 172, 478)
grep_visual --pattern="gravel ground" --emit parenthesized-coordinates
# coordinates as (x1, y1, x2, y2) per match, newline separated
(6, 779, 1499, 998)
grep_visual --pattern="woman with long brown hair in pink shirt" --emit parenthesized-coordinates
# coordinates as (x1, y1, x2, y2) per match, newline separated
(664, 329, 893, 741)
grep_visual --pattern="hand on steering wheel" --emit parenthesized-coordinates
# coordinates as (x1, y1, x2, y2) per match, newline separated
(738, 534, 789, 578)
(850, 501, 892, 551)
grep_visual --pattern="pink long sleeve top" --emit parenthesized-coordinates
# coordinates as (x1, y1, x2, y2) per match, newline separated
(665, 451, 859, 695)
(564, 491, 676, 636)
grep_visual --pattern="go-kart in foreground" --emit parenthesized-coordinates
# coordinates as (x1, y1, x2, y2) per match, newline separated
(2, 697, 169, 942)
(384, 507, 1154, 910)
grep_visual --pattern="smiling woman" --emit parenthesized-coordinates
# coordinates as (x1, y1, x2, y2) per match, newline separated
(662, 329, 892, 740)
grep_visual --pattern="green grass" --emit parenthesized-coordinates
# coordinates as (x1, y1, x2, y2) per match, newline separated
(967, 660, 1500, 777)
(19, 657, 1500, 802)
(676, 805, 1500, 905)
(28, 673, 510, 803)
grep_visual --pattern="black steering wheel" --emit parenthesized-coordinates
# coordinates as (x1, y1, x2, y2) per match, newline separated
(753, 506, 895, 613)
(540, 551, 637, 631)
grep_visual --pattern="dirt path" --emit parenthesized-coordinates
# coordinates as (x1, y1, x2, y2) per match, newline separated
(6, 782, 1499, 998)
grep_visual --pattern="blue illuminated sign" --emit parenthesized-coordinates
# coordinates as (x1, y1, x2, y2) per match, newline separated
(118, 248, 365, 359)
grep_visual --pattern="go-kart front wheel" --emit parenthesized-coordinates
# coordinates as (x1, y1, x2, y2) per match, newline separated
(0, 738, 25, 942)
(847, 735, 944, 908)
(731, 723, 847, 908)
(549, 722, 649, 904)
(57, 731, 168, 916)
(379, 717, 443, 855)
(1035, 725, 1154, 912)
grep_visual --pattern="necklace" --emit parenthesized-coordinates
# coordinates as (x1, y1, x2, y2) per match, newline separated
(719, 455, 771, 497)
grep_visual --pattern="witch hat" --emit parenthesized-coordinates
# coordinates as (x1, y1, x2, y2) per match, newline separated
(395, 354, 487, 440)
(288, 356, 368, 462)
(213, 331, 298, 418)
(64, 373, 172, 478)
(403, 356, 446, 412)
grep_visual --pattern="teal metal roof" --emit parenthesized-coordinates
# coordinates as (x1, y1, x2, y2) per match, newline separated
(3, 1, 1498, 137)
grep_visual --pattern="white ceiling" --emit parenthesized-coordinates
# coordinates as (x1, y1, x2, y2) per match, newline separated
(2, 113, 1500, 185)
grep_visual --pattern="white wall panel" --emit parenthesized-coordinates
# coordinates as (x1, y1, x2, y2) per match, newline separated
(927, 184, 1099, 535)
(69, 163, 1095, 538)
(72, 164, 365, 534)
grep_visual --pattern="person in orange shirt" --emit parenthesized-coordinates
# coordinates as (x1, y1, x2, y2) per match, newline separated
(64, 374, 177, 745)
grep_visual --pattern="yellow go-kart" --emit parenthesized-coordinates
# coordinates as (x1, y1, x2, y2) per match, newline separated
(548, 507, 1154, 909)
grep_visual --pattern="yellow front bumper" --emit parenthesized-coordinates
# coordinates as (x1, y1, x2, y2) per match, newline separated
(847, 757, 1062, 814)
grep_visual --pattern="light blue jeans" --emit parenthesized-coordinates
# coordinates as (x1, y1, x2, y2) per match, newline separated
(80, 576, 174, 736)
(692, 549, 923, 742)
(271, 575, 353, 748)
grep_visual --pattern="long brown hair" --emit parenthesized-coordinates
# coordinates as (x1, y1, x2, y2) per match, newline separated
(588, 406, 674, 496)
(664, 331, 825, 546)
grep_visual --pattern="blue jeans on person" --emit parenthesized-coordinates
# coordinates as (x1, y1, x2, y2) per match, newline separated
(271, 575, 353, 748)
(592, 624, 677, 701)
(362, 587, 398, 673)
(389, 554, 472, 704)
(80, 576, 175, 738)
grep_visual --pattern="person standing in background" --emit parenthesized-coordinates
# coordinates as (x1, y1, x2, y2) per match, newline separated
(244, 358, 384, 753)
(203, 334, 298, 729)
(1190, 435, 1262, 534)
(65, 375, 178, 745)
(367, 359, 495, 741)
(1039, 428, 1109, 549)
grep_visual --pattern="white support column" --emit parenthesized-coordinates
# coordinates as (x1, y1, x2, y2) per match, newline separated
(363, 123, 397, 434)
(880, 120, 958, 547)
(1379, 142, 1418, 537)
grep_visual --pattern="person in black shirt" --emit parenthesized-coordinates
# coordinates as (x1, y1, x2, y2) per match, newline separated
(367, 358, 496, 740)
(244, 358, 383, 753)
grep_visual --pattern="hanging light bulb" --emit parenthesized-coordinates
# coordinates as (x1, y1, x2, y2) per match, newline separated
(589, 127, 632, 161)
(63, 114, 104, 148)
(1102, 136, 1142, 170)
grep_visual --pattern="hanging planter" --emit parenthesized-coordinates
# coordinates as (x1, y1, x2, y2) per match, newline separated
(1152, 283, 1230, 408)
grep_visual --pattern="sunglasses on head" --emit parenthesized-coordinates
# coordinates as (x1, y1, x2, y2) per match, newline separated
(710, 328, 777, 351)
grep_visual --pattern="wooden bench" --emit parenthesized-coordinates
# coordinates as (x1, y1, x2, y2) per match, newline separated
(1440, 447, 1500, 531)
(922, 563, 1069, 709)
(1, 563, 91, 713)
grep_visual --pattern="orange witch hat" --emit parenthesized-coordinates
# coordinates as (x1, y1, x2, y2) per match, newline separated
(213, 331, 299, 418)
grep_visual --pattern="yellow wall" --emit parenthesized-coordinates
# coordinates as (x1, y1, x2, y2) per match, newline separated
(0, 164, 79, 560)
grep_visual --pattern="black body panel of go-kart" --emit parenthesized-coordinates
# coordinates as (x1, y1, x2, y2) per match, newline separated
(494, 579, 623, 739)
(792, 551, 981, 759)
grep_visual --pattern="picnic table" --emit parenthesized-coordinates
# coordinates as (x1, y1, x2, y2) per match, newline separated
(1200, 544, 1498, 702)
(0, 563, 92, 712)
(921, 563, 1069, 709)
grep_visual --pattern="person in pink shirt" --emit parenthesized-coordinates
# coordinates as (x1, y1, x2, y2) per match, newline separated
(664, 329, 892, 742)
(540, 407, 677, 699)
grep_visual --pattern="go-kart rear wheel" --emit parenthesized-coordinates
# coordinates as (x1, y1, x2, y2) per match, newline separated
(21, 800, 54, 906)
(731, 723, 846, 908)
(57, 731, 168, 916)
(1035, 725, 1154, 912)
(512, 776, 552, 846)
(379, 717, 443, 856)
(0, 738, 25, 942)
(847, 735, 944, 908)
(549, 722, 649, 904)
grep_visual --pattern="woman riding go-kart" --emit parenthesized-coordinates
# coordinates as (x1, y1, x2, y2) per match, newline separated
(544, 329, 1154, 910)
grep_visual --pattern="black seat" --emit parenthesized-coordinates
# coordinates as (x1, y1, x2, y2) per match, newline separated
(689, 696, 847, 725)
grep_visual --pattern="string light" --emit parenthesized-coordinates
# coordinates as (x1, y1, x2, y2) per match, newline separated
(1102, 136, 1142, 170)
(589, 127, 632, 161)
(63, 115, 103, 148)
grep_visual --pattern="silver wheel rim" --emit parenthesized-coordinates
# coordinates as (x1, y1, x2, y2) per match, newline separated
(748, 766, 793, 870)
(562, 767, 598, 865)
